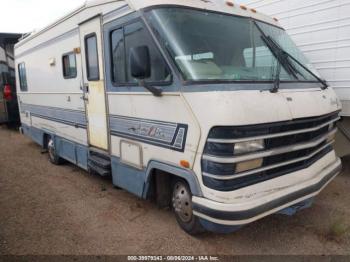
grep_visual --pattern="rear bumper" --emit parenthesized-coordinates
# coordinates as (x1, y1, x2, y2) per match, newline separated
(192, 158, 342, 226)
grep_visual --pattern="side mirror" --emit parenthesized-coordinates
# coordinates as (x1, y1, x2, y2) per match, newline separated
(129, 45, 162, 97)
(130, 46, 151, 79)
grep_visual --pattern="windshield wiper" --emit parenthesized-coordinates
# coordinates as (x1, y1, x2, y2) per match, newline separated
(260, 33, 328, 92)
(272, 55, 282, 93)
(260, 34, 296, 92)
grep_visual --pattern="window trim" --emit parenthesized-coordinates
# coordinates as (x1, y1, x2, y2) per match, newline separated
(109, 19, 173, 87)
(84, 33, 100, 81)
(18, 62, 28, 92)
(62, 51, 77, 79)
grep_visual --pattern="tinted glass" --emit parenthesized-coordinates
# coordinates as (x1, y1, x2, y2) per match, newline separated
(125, 22, 170, 83)
(110, 21, 171, 84)
(256, 21, 319, 81)
(146, 8, 320, 83)
(18, 63, 27, 91)
(85, 35, 99, 80)
(111, 28, 126, 83)
(62, 53, 77, 78)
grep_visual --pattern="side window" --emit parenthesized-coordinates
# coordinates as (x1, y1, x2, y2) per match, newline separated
(111, 21, 171, 85)
(18, 63, 27, 91)
(111, 28, 126, 84)
(62, 52, 77, 79)
(85, 34, 99, 81)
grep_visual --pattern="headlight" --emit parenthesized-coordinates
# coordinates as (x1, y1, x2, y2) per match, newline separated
(236, 158, 263, 173)
(234, 140, 265, 173)
(234, 139, 265, 155)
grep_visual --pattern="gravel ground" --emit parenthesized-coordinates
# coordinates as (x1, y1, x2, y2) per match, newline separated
(0, 125, 349, 255)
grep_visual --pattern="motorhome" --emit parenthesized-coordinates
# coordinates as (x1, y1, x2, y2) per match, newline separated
(244, 0, 350, 156)
(15, 0, 342, 234)
(0, 33, 21, 126)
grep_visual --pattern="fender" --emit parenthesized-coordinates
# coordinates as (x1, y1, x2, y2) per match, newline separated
(142, 160, 203, 198)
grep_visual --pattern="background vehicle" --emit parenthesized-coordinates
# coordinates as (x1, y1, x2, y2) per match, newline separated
(244, 0, 350, 156)
(0, 33, 21, 127)
(15, 0, 342, 234)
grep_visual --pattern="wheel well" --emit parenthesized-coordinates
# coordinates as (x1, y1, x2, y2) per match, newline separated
(147, 169, 189, 208)
(43, 133, 50, 149)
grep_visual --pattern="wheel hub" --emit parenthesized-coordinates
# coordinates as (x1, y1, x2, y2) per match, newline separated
(48, 139, 55, 160)
(172, 182, 193, 223)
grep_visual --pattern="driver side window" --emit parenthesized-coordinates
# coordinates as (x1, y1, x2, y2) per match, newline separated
(111, 21, 171, 85)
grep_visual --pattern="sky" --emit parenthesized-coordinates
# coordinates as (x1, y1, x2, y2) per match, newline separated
(0, 0, 86, 33)
(0, 0, 249, 34)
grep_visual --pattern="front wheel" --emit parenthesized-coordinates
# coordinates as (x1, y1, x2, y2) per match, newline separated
(172, 179, 205, 235)
(47, 137, 63, 165)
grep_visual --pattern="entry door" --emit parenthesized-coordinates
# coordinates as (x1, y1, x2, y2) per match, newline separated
(79, 16, 109, 151)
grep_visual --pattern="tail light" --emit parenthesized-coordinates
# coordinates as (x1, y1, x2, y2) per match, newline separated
(3, 84, 12, 101)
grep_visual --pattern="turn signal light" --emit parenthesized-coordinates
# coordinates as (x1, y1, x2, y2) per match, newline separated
(180, 160, 190, 168)
(3, 84, 12, 101)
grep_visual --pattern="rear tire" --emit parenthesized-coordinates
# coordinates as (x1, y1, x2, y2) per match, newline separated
(47, 137, 63, 165)
(172, 179, 205, 235)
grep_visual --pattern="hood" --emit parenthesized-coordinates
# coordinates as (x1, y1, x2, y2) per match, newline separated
(183, 87, 341, 140)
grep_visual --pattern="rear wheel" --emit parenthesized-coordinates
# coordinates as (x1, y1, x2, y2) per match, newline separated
(172, 179, 205, 235)
(47, 137, 63, 165)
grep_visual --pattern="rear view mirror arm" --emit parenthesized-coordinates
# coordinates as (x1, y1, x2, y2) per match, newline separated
(139, 80, 163, 97)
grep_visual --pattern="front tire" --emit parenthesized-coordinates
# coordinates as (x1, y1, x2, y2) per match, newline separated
(172, 179, 205, 235)
(47, 137, 63, 165)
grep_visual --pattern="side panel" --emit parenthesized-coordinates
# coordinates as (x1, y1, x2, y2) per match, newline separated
(57, 137, 77, 163)
(15, 23, 89, 149)
(103, 15, 201, 194)
(76, 144, 89, 169)
(111, 156, 146, 197)
(14, 1, 127, 158)
(21, 123, 89, 170)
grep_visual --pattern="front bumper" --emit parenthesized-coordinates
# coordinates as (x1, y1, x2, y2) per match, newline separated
(192, 157, 342, 226)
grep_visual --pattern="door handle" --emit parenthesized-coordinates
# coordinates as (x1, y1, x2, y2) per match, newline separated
(80, 84, 89, 93)
(84, 84, 89, 93)
(81, 83, 89, 102)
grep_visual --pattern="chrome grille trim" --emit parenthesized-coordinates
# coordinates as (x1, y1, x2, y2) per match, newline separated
(203, 128, 337, 164)
(207, 117, 340, 144)
(202, 141, 334, 180)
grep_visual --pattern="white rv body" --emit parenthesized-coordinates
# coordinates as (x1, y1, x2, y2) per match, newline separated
(15, 0, 342, 233)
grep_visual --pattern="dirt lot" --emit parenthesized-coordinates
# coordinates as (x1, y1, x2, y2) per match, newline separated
(0, 125, 349, 255)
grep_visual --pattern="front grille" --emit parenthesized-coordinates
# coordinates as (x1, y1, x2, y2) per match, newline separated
(202, 111, 340, 192)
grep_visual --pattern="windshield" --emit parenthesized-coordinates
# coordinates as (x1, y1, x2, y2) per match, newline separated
(145, 7, 319, 83)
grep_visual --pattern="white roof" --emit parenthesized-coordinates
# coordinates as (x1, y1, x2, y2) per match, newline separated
(79, 0, 280, 28)
(17, 0, 280, 47)
(126, 0, 279, 25)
